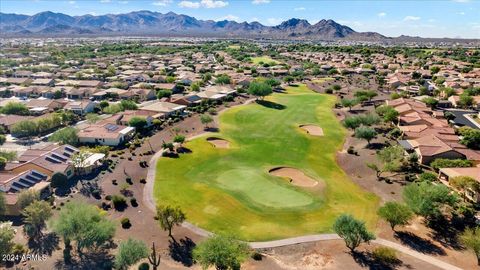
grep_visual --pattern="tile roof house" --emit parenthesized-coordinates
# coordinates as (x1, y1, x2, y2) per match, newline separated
(63, 100, 96, 115)
(439, 167, 480, 202)
(403, 135, 466, 164)
(78, 123, 135, 146)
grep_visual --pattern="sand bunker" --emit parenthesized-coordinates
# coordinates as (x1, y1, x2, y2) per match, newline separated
(269, 167, 318, 187)
(206, 137, 230, 149)
(300, 125, 324, 136)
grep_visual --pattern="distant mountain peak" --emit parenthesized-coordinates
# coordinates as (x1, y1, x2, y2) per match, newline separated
(0, 10, 387, 40)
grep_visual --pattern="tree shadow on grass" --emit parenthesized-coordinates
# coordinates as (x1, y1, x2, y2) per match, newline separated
(256, 100, 286, 110)
(394, 231, 446, 255)
(352, 251, 404, 270)
(28, 232, 60, 256)
(168, 237, 196, 267)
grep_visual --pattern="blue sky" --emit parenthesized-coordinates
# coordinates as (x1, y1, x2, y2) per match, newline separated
(1, 0, 479, 38)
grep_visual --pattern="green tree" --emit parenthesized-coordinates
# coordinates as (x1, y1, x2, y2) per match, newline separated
(86, 113, 100, 124)
(422, 97, 438, 109)
(0, 222, 15, 257)
(354, 90, 377, 101)
(17, 189, 40, 209)
(283, 76, 294, 85)
(354, 126, 377, 146)
(430, 158, 473, 170)
(459, 94, 474, 108)
(0, 157, 6, 170)
(0, 192, 6, 216)
(341, 98, 359, 111)
(0, 102, 29, 115)
(50, 172, 68, 189)
(190, 82, 201, 92)
(22, 200, 52, 241)
(157, 89, 172, 99)
(460, 227, 480, 265)
(49, 202, 116, 253)
(155, 205, 185, 237)
(248, 82, 272, 100)
(200, 114, 214, 129)
(0, 134, 6, 146)
(129, 117, 148, 130)
(11, 120, 38, 138)
(120, 100, 138, 110)
(49, 127, 78, 146)
(430, 66, 440, 74)
(333, 214, 375, 252)
(173, 134, 186, 146)
(215, 74, 231, 85)
(450, 176, 480, 201)
(403, 181, 457, 219)
(193, 235, 250, 270)
(377, 202, 413, 231)
(114, 238, 149, 270)
(458, 127, 480, 150)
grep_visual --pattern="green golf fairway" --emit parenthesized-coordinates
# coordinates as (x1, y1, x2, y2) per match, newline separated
(154, 84, 378, 241)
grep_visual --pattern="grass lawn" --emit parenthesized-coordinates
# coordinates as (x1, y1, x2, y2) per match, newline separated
(154, 85, 379, 241)
(312, 77, 336, 84)
(251, 56, 280, 65)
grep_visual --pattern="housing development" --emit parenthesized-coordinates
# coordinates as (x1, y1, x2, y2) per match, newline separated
(0, 1, 480, 270)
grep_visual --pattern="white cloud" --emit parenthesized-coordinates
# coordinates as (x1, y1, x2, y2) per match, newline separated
(217, 14, 239, 21)
(118, 1, 128, 4)
(179, 0, 228, 8)
(428, 18, 436, 22)
(338, 20, 363, 27)
(152, 0, 172, 6)
(403, 16, 421, 21)
(178, 1, 200, 8)
(100, 0, 111, 3)
(252, 0, 270, 4)
(266, 18, 282, 26)
(68, 0, 75, 4)
(457, 11, 466, 15)
(377, 12, 386, 18)
(294, 7, 306, 11)
(452, 0, 470, 3)
(201, 0, 228, 8)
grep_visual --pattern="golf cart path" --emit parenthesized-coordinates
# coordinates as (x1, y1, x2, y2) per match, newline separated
(142, 98, 462, 270)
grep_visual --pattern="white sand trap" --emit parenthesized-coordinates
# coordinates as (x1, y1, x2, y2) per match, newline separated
(300, 125, 324, 136)
(269, 167, 319, 187)
(206, 137, 230, 149)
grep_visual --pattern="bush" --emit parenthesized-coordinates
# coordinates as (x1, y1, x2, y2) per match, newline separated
(105, 195, 112, 201)
(130, 198, 138, 207)
(111, 195, 127, 210)
(50, 172, 68, 189)
(120, 217, 131, 228)
(372, 247, 398, 264)
(251, 252, 263, 261)
(347, 146, 356, 155)
(418, 172, 437, 182)
(325, 88, 333, 94)
(431, 158, 473, 170)
(138, 262, 150, 270)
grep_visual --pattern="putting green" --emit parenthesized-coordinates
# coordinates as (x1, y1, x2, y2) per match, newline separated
(154, 84, 378, 241)
(251, 56, 280, 65)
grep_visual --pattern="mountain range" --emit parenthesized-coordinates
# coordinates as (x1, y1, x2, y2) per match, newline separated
(0, 11, 387, 40)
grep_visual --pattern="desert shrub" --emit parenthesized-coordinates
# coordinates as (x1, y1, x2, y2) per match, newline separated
(418, 172, 437, 182)
(111, 195, 127, 210)
(372, 247, 398, 264)
(347, 146, 356, 155)
(325, 88, 333, 94)
(431, 158, 473, 170)
(130, 198, 138, 207)
(105, 195, 112, 201)
(138, 262, 150, 270)
(251, 252, 263, 261)
(120, 217, 131, 228)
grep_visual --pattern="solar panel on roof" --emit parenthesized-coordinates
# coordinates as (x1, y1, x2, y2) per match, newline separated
(105, 124, 119, 132)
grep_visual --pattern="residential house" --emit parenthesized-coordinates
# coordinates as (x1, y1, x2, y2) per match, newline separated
(78, 123, 135, 146)
(64, 100, 96, 115)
